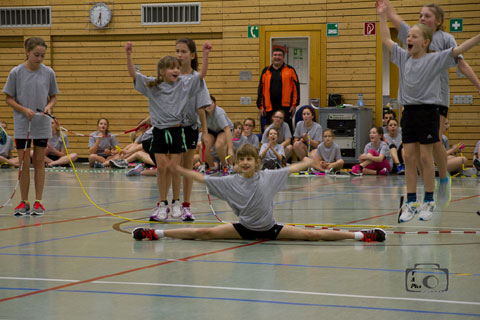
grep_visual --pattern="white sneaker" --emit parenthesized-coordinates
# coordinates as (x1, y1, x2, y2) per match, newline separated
(398, 201, 420, 223)
(171, 201, 182, 219)
(418, 201, 435, 221)
(149, 202, 169, 222)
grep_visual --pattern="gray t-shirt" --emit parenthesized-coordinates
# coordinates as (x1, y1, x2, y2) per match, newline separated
(204, 168, 290, 231)
(134, 72, 201, 129)
(48, 133, 69, 155)
(260, 143, 285, 163)
(0, 135, 14, 158)
(398, 22, 462, 108)
(293, 121, 323, 142)
(180, 71, 211, 129)
(3, 64, 59, 139)
(206, 106, 233, 133)
(88, 131, 119, 157)
(317, 142, 342, 163)
(243, 134, 260, 149)
(474, 140, 480, 155)
(364, 141, 392, 168)
(138, 127, 153, 142)
(391, 43, 457, 106)
(384, 132, 402, 148)
(262, 122, 292, 144)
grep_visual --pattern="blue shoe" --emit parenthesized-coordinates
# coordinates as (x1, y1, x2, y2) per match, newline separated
(396, 164, 405, 175)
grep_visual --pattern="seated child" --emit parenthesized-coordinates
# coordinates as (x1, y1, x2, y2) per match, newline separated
(441, 119, 467, 174)
(259, 127, 284, 169)
(242, 118, 259, 149)
(132, 144, 386, 243)
(310, 128, 344, 173)
(351, 126, 392, 176)
(383, 118, 404, 174)
(232, 121, 248, 154)
(45, 118, 78, 167)
(0, 120, 18, 168)
(474, 140, 480, 172)
(88, 118, 121, 168)
(293, 106, 323, 161)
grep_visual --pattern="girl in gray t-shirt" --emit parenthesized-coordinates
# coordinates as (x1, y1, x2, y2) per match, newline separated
(2, 37, 59, 216)
(242, 118, 260, 150)
(45, 119, 78, 167)
(293, 106, 322, 161)
(88, 118, 120, 167)
(310, 128, 344, 173)
(0, 121, 18, 168)
(259, 127, 285, 169)
(351, 127, 391, 175)
(132, 144, 386, 243)
(383, 118, 404, 171)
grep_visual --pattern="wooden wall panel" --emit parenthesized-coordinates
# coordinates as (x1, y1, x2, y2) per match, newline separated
(0, 0, 478, 165)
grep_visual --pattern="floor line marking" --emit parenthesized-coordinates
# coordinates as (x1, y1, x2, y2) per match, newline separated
(0, 240, 266, 303)
(0, 277, 479, 306)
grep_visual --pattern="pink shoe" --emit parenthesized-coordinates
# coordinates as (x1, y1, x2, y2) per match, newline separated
(351, 164, 363, 176)
(378, 168, 388, 176)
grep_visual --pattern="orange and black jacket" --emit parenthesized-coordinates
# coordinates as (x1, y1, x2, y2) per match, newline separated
(256, 63, 300, 112)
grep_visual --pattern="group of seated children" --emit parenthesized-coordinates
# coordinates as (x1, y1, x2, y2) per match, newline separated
(3, 106, 479, 177)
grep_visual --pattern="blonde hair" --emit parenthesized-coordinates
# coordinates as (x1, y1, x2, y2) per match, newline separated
(146, 56, 181, 87)
(412, 24, 433, 53)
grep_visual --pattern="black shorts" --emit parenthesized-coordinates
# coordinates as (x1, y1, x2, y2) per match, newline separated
(183, 125, 199, 150)
(141, 138, 157, 166)
(233, 223, 284, 240)
(207, 129, 221, 138)
(151, 127, 187, 154)
(47, 154, 60, 161)
(438, 105, 448, 118)
(15, 138, 48, 149)
(400, 105, 440, 145)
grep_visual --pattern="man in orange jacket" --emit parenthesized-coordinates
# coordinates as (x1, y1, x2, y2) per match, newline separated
(257, 47, 300, 133)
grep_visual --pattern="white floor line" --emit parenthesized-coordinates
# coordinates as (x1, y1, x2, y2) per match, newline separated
(1, 276, 479, 306)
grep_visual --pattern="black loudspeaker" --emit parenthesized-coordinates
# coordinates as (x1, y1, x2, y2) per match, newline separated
(328, 94, 343, 107)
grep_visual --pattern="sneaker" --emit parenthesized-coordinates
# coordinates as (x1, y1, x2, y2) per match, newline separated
(474, 158, 480, 172)
(171, 201, 182, 219)
(350, 164, 363, 176)
(418, 201, 435, 221)
(205, 168, 217, 175)
(181, 206, 195, 221)
(110, 159, 128, 169)
(132, 227, 158, 241)
(436, 174, 451, 209)
(149, 202, 170, 222)
(94, 161, 104, 168)
(398, 201, 420, 223)
(196, 164, 206, 173)
(396, 164, 405, 175)
(222, 166, 229, 176)
(14, 201, 30, 216)
(360, 228, 386, 242)
(126, 163, 144, 176)
(325, 168, 334, 175)
(378, 168, 388, 176)
(31, 201, 45, 215)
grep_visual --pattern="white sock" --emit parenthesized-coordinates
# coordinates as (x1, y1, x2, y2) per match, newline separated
(354, 232, 364, 241)
(155, 230, 164, 238)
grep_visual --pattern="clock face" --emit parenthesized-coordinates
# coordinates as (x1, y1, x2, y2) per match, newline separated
(90, 3, 112, 28)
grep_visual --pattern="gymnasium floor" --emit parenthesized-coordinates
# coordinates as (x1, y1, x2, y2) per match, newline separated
(0, 166, 479, 319)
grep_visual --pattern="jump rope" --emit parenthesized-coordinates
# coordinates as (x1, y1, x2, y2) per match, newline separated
(2, 112, 391, 230)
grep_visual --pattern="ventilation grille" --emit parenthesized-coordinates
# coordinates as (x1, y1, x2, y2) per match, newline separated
(142, 3, 200, 25)
(0, 7, 51, 27)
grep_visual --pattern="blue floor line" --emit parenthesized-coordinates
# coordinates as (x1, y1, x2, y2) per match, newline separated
(0, 287, 479, 317)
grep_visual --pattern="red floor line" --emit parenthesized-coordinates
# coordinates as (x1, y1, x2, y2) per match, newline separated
(0, 207, 153, 232)
(0, 239, 267, 303)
